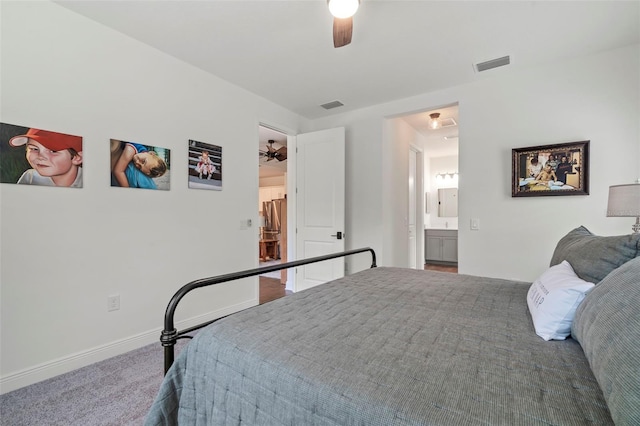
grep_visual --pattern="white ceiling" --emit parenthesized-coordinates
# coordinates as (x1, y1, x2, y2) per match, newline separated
(55, 0, 639, 123)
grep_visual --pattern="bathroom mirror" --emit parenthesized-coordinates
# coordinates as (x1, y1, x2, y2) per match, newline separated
(438, 188, 458, 217)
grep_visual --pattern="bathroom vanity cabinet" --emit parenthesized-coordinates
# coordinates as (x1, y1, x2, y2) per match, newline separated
(425, 229, 458, 263)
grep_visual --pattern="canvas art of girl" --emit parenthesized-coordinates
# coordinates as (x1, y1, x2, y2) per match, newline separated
(195, 150, 215, 179)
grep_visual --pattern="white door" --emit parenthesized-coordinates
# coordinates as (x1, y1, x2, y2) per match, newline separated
(296, 127, 345, 292)
(408, 148, 417, 268)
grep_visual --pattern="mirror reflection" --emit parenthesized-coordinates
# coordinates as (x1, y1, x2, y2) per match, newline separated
(438, 188, 458, 217)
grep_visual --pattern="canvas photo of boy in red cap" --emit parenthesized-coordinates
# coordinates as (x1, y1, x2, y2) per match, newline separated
(1, 123, 83, 188)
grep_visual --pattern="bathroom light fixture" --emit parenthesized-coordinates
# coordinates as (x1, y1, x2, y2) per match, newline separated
(429, 113, 441, 130)
(328, 0, 359, 18)
(607, 182, 640, 234)
(436, 172, 458, 179)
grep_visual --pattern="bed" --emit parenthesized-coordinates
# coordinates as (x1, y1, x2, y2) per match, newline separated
(145, 227, 640, 425)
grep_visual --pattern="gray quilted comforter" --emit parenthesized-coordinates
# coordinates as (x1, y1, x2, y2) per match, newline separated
(145, 267, 612, 425)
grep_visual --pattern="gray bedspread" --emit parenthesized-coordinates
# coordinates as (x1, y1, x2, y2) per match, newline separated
(145, 267, 612, 425)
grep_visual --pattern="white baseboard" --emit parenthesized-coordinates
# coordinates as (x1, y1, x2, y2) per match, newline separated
(0, 299, 257, 394)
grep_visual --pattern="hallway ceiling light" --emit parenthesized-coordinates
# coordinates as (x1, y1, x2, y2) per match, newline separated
(429, 113, 441, 130)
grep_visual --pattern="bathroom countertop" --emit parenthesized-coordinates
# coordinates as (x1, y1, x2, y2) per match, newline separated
(425, 227, 458, 231)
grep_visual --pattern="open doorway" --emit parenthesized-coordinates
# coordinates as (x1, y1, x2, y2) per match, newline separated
(399, 104, 459, 270)
(258, 125, 289, 303)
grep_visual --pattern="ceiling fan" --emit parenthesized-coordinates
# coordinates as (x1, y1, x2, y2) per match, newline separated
(259, 140, 287, 162)
(328, 0, 360, 48)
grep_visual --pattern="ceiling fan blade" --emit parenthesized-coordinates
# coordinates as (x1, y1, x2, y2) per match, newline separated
(333, 17, 353, 48)
(275, 146, 287, 161)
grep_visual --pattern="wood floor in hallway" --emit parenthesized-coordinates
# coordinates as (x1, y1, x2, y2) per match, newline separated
(424, 263, 458, 273)
(259, 277, 288, 304)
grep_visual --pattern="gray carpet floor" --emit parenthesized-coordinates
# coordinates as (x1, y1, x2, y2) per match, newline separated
(0, 338, 189, 425)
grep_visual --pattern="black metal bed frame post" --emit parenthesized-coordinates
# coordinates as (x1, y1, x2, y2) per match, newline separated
(161, 247, 376, 374)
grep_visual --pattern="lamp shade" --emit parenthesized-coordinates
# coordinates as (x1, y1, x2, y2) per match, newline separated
(606, 183, 640, 217)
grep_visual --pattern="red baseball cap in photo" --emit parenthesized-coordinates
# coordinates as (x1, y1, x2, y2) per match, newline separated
(9, 128, 83, 152)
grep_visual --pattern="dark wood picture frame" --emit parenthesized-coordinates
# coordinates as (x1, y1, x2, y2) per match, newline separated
(512, 140, 589, 197)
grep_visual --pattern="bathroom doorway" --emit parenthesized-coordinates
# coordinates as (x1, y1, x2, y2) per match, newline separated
(398, 104, 459, 268)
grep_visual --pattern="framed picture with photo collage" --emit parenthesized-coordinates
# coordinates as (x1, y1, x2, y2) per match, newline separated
(512, 140, 589, 197)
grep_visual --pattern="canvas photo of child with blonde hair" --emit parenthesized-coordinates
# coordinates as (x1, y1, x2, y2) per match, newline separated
(188, 139, 222, 191)
(110, 139, 170, 190)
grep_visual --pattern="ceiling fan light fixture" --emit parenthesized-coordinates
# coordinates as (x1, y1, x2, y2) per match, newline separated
(429, 113, 441, 130)
(259, 139, 288, 162)
(328, 0, 359, 19)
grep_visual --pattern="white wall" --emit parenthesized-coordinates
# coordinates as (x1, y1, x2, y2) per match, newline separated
(382, 118, 426, 268)
(311, 44, 639, 281)
(342, 117, 385, 272)
(458, 45, 639, 280)
(259, 175, 286, 188)
(0, 1, 307, 392)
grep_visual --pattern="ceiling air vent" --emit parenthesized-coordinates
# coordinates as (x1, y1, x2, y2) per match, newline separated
(320, 100, 344, 110)
(440, 117, 457, 128)
(475, 55, 510, 73)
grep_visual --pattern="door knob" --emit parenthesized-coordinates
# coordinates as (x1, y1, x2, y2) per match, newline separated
(331, 232, 343, 240)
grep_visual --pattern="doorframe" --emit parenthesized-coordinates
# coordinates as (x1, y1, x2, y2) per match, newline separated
(257, 124, 347, 294)
(388, 101, 458, 270)
(257, 122, 298, 293)
(409, 144, 425, 269)
(284, 133, 297, 292)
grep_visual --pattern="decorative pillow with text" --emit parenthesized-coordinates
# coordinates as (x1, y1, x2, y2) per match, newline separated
(527, 260, 594, 341)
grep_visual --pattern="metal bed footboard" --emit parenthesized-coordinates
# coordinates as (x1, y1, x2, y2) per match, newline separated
(161, 247, 377, 374)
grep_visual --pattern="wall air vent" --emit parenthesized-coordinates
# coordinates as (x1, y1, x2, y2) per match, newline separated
(475, 55, 511, 73)
(320, 100, 344, 110)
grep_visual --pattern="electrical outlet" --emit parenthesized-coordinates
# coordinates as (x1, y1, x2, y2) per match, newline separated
(107, 295, 120, 312)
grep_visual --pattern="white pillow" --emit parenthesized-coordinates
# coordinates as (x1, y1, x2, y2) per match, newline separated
(527, 260, 595, 341)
